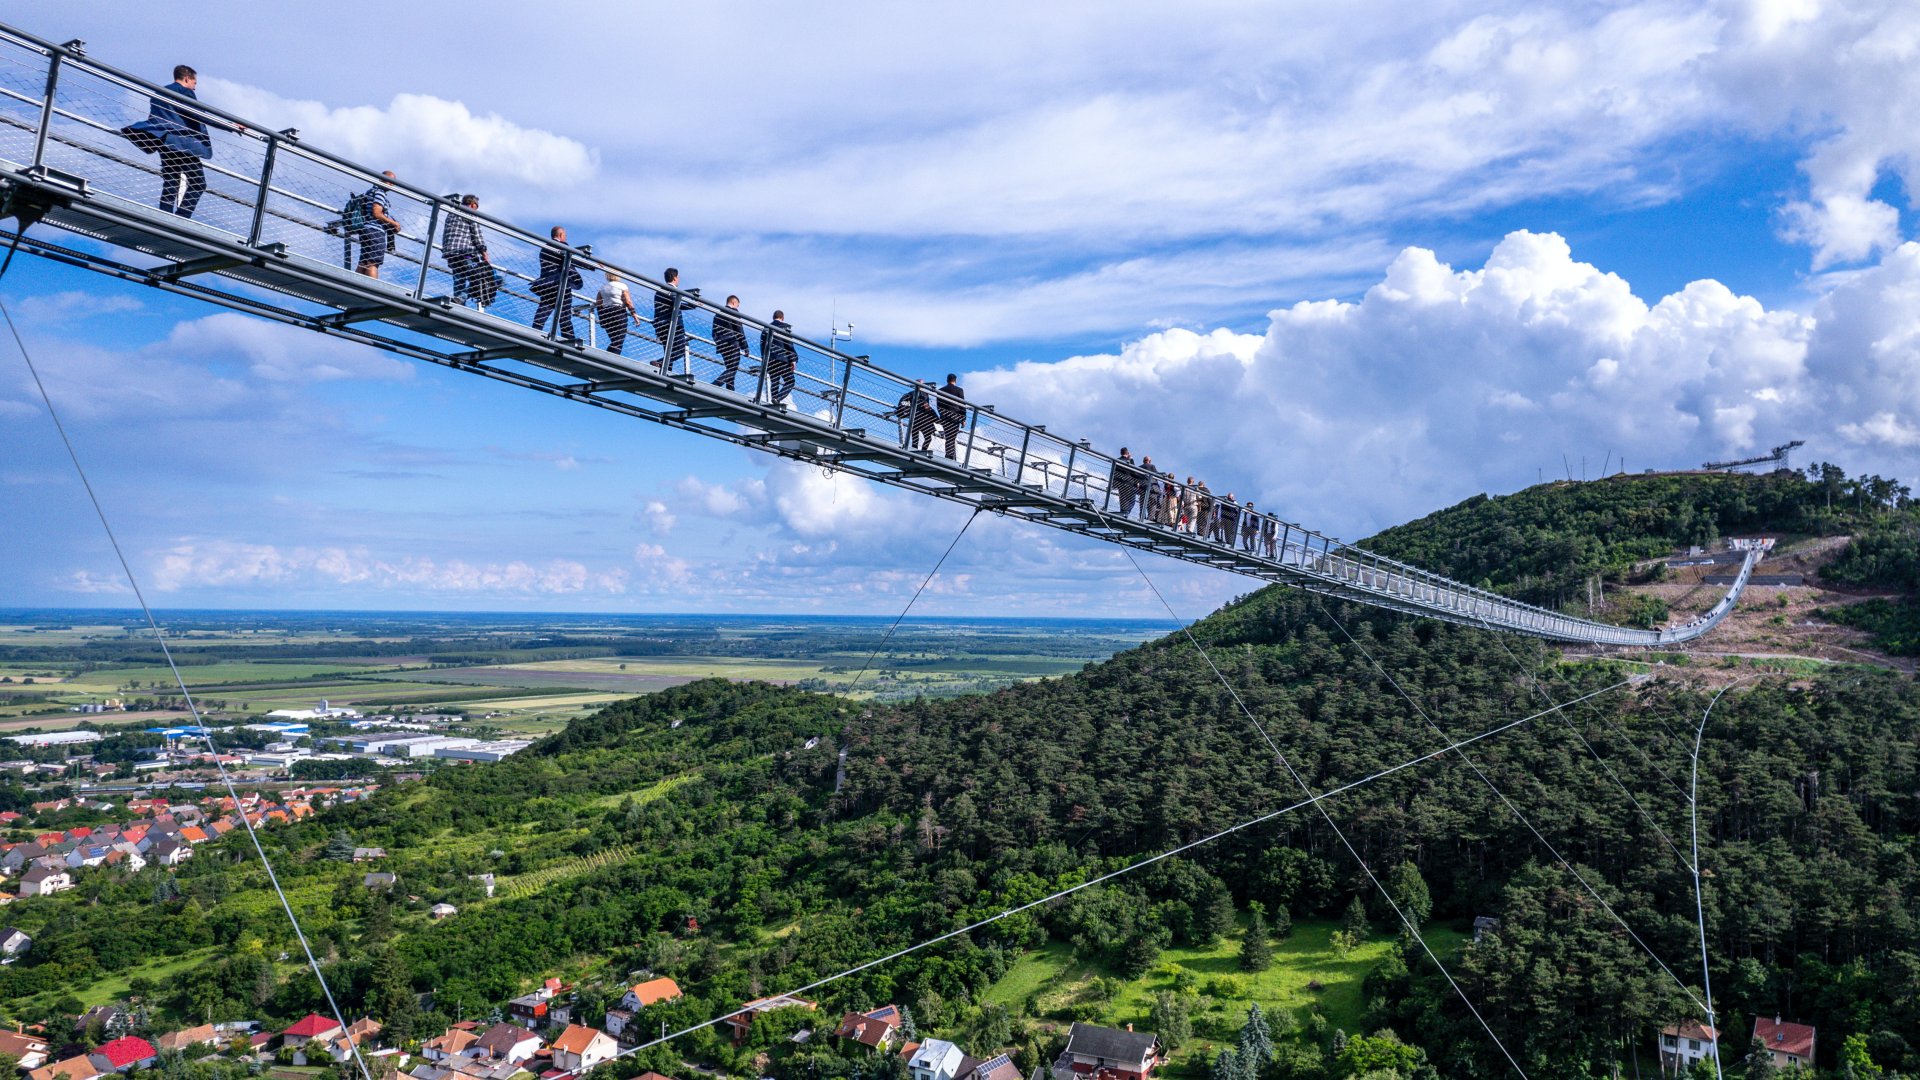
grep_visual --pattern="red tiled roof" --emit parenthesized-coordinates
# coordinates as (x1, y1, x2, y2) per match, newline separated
(1752, 1018, 1815, 1059)
(1661, 1020, 1719, 1041)
(284, 1014, 343, 1039)
(93, 1037, 156, 1069)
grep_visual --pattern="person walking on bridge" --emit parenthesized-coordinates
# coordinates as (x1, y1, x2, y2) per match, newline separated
(1179, 477, 1199, 534)
(1142, 458, 1164, 524)
(1215, 493, 1239, 544)
(1194, 481, 1214, 538)
(121, 65, 239, 219)
(350, 171, 403, 279)
(595, 271, 637, 355)
(1111, 449, 1140, 517)
(937, 375, 967, 460)
(896, 382, 939, 451)
(760, 310, 798, 406)
(442, 194, 494, 308)
(712, 296, 749, 391)
(531, 225, 583, 341)
(1240, 502, 1260, 552)
(653, 268, 696, 376)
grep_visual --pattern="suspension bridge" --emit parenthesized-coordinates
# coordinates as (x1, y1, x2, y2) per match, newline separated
(0, 23, 1759, 644)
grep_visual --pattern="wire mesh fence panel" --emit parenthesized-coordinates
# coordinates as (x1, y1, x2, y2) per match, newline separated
(966, 410, 1031, 482)
(788, 341, 853, 423)
(0, 39, 48, 168)
(255, 145, 430, 296)
(842, 360, 912, 443)
(1020, 430, 1077, 499)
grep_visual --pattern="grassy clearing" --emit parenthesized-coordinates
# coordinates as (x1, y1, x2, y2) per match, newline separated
(463, 691, 630, 710)
(67, 947, 219, 1007)
(588, 773, 699, 808)
(984, 917, 1467, 1056)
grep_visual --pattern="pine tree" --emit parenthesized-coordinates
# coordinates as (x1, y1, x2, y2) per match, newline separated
(898, 1005, 917, 1039)
(1385, 862, 1431, 930)
(1239, 908, 1273, 972)
(1212, 1048, 1244, 1080)
(1269, 904, 1291, 940)
(326, 829, 357, 862)
(1236, 1004, 1273, 1073)
(1742, 1038, 1777, 1080)
(1342, 896, 1369, 941)
(1149, 991, 1191, 1050)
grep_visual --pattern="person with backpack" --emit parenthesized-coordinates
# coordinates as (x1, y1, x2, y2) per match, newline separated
(441, 194, 493, 307)
(1110, 448, 1140, 517)
(595, 271, 637, 354)
(531, 225, 583, 342)
(652, 268, 696, 375)
(711, 295, 749, 391)
(895, 382, 938, 451)
(759, 310, 798, 406)
(120, 65, 239, 219)
(344, 171, 402, 278)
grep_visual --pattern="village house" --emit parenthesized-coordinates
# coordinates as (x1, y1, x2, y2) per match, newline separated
(155, 1025, 221, 1053)
(1, 925, 31, 958)
(1752, 1017, 1816, 1070)
(908, 1039, 971, 1080)
(833, 1005, 903, 1052)
(1658, 1021, 1719, 1075)
(970, 1054, 1022, 1080)
(18, 865, 73, 896)
(549, 1024, 617, 1074)
(469, 1022, 540, 1064)
(89, 1036, 158, 1074)
(0, 1027, 51, 1071)
(1051, 1023, 1161, 1080)
(605, 977, 681, 1038)
(508, 978, 572, 1031)
(430, 903, 457, 919)
(422, 1029, 479, 1062)
(363, 872, 397, 890)
(149, 838, 191, 867)
(28, 1054, 98, 1080)
(329, 1019, 383, 1062)
(282, 1013, 345, 1049)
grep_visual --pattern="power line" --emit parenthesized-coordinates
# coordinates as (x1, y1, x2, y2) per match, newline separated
(0, 294, 376, 1080)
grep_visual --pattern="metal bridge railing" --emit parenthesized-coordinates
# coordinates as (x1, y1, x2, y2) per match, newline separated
(0, 23, 1758, 646)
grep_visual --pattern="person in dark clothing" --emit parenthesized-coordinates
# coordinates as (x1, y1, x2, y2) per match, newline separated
(759, 310, 798, 406)
(121, 65, 238, 219)
(935, 374, 966, 459)
(712, 295, 749, 391)
(652, 268, 696, 375)
(1215, 494, 1239, 544)
(1240, 502, 1260, 551)
(531, 225, 583, 342)
(1110, 448, 1140, 517)
(441, 194, 493, 307)
(896, 382, 939, 451)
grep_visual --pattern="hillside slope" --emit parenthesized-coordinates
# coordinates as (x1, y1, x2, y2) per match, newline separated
(4, 472, 1918, 1079)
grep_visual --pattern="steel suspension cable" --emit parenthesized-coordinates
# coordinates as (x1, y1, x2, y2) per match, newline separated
(1310, 597, 1711, 1016)
(0, 294, 376, 1080)
(838, 508, 981, 697)
(1688, 677, 1758, 1080)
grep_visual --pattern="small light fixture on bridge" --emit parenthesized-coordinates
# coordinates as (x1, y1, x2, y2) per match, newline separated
(59, 39, 86, 54)
(278, 128, 300, 140)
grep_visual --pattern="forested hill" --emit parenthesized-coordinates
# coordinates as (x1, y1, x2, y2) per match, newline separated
(1355, 468, 1907, 608)
(5, 470, 1919, 1080)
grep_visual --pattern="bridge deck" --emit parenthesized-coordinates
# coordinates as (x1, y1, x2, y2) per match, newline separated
(0, 23, 1756, 644)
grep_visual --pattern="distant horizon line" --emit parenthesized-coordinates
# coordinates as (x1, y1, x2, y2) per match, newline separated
(0, 605, 1171, 625)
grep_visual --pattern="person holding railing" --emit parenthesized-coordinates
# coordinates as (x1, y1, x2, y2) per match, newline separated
(760, 310, 798, 406)
(712, 296, 749, 391)
(596, 271, 637, 354)
(652, 268, 696, 376)
(937, 375, 967, 460)
(442, 195, 494, 308)
(120, 65, 239, 219)
(531, 226, 582, 342)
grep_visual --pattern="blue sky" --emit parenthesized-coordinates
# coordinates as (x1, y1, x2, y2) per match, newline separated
(4, 0, 1920, 617)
